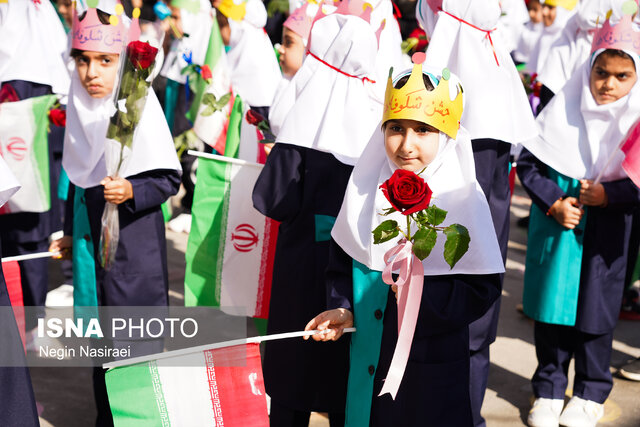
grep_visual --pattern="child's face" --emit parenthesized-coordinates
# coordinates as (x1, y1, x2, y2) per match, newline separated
(589, 53, 637, 105)
(528, 1, 542, 24)
(278, 27, 305, 78)
(74, 51, 120, 98)
(384, 119, 440, 171)
(56, 0, 73, 26)
(541, 4, 556, 27)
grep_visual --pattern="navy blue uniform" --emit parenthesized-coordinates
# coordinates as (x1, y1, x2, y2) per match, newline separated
(517, 147, 640, 402)
(326, 239, 501, 427)
(252, 143, 352, 424)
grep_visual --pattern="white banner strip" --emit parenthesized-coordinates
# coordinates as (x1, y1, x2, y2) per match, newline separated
(2, 251, 61, 263)
(103, 328, 356, 369)
(187, 150, 263, 169)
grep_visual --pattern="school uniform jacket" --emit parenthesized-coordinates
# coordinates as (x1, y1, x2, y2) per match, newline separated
(84, 169, 180, 307)
(517, 147, 640, 333)
(252, 142, 352, 413)
(325, 239, 501, 427)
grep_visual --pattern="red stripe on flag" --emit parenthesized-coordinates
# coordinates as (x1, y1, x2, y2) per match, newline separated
(204, 344, 269, 426)
(621, 119, 640, 188)
(256, 218, 278, 319)
(2, 260, 25, 348)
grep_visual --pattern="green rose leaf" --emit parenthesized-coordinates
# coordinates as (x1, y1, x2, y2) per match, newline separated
(381, 207, 396, 216)
(425, 205, 448, 226)
(214, 93, 231, 110)
(372, 220, 399, 244)
(443, 224, 470, 269)
(412, 228, 437, 261)
(201, 105, 216, 116)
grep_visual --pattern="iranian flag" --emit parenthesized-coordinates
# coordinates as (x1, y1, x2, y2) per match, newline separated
(184, 151, 276, 318)
(105, 343, 268, 427)
(187, 17, 234, 155)
(0, 95, 57, 214)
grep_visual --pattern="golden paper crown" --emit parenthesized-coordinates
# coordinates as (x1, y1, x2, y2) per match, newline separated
(218, 0, 247, 21)
(382, 53, 464, 139)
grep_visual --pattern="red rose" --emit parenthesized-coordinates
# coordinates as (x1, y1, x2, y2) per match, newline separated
(127, 40, 159, 70)
(48, 108, 66, 127)
(200, 64, 212, 81)
(380, 169, 432, 215)
(245, 109, 265, 126)
(408, 28, 428, 52)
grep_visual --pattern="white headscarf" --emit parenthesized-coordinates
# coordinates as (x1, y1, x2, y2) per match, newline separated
(496, 0, 531, 54)
(523, 50, 640, 182)
(422, 0, 537, 144)
(268, 76, 294, 138)
(525, 3, 574, 75)
(160, 0, 213, 84)
(331, 69, 504, 275)
(0, 155, 20, 209)
(276, 13, 381, 166)
(538, 0, 631, 93)
(513, 20, 545, 64)
(0, 0, 70, 95)
(226, 0, 282, 107)
(63, 58, 181, 189)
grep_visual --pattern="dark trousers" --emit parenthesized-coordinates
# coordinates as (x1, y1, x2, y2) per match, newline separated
(469, 139, 511, 427)
(532, 321, 613, 404)
(269, 399, 345, 427)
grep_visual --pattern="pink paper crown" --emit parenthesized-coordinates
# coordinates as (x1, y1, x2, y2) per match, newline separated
(307, 0, 383, 49)
(591, 13, 640, 56)
(283, 2, 315, 41)
(72, 5, 127, 54)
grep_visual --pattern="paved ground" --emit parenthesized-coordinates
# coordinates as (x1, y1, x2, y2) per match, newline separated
(31, 181, 640, 426)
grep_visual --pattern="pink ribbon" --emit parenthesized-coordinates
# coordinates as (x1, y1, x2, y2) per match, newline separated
(379, 239, 424, 399)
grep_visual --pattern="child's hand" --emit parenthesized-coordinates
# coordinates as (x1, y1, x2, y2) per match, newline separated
(304, 308, 353, 342)
(101, 176, 133, 205)
(548, 197, 583, 229)
(579, 179, 608, 207)
(49, 236, 72, 260)
(263, 143, 274, 157)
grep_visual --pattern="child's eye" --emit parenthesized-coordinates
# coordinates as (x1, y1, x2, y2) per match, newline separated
(417, 127, 431, 133)
(617, 73, 629, 80)
(390, 125, 403, 132)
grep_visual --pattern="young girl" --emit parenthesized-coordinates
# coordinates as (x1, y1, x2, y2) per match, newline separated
(252, 10, 380, 426)
(50, 4, 181, 424)
(518, 9, 640, 426)
(305, 59, 505, 426)
(525, 0, 574, 76)
(268, 0, 323, 140)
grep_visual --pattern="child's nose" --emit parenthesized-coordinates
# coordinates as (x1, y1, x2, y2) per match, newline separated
(86, 61, 98, 79)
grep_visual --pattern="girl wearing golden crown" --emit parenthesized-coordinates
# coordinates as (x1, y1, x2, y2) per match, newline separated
(252, 8, 381, 425)
(305, 55, 505, 426)
(49, 2, 181, 424)
(517, 3, 640, 425)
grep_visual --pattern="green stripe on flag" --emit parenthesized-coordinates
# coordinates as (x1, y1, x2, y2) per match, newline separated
(31, 95, 57, 212)
(184, 158, 232, 306)
(224, 96, 243, 157)
(106, 361, 170, 427)
(186, 18, 224, 123)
